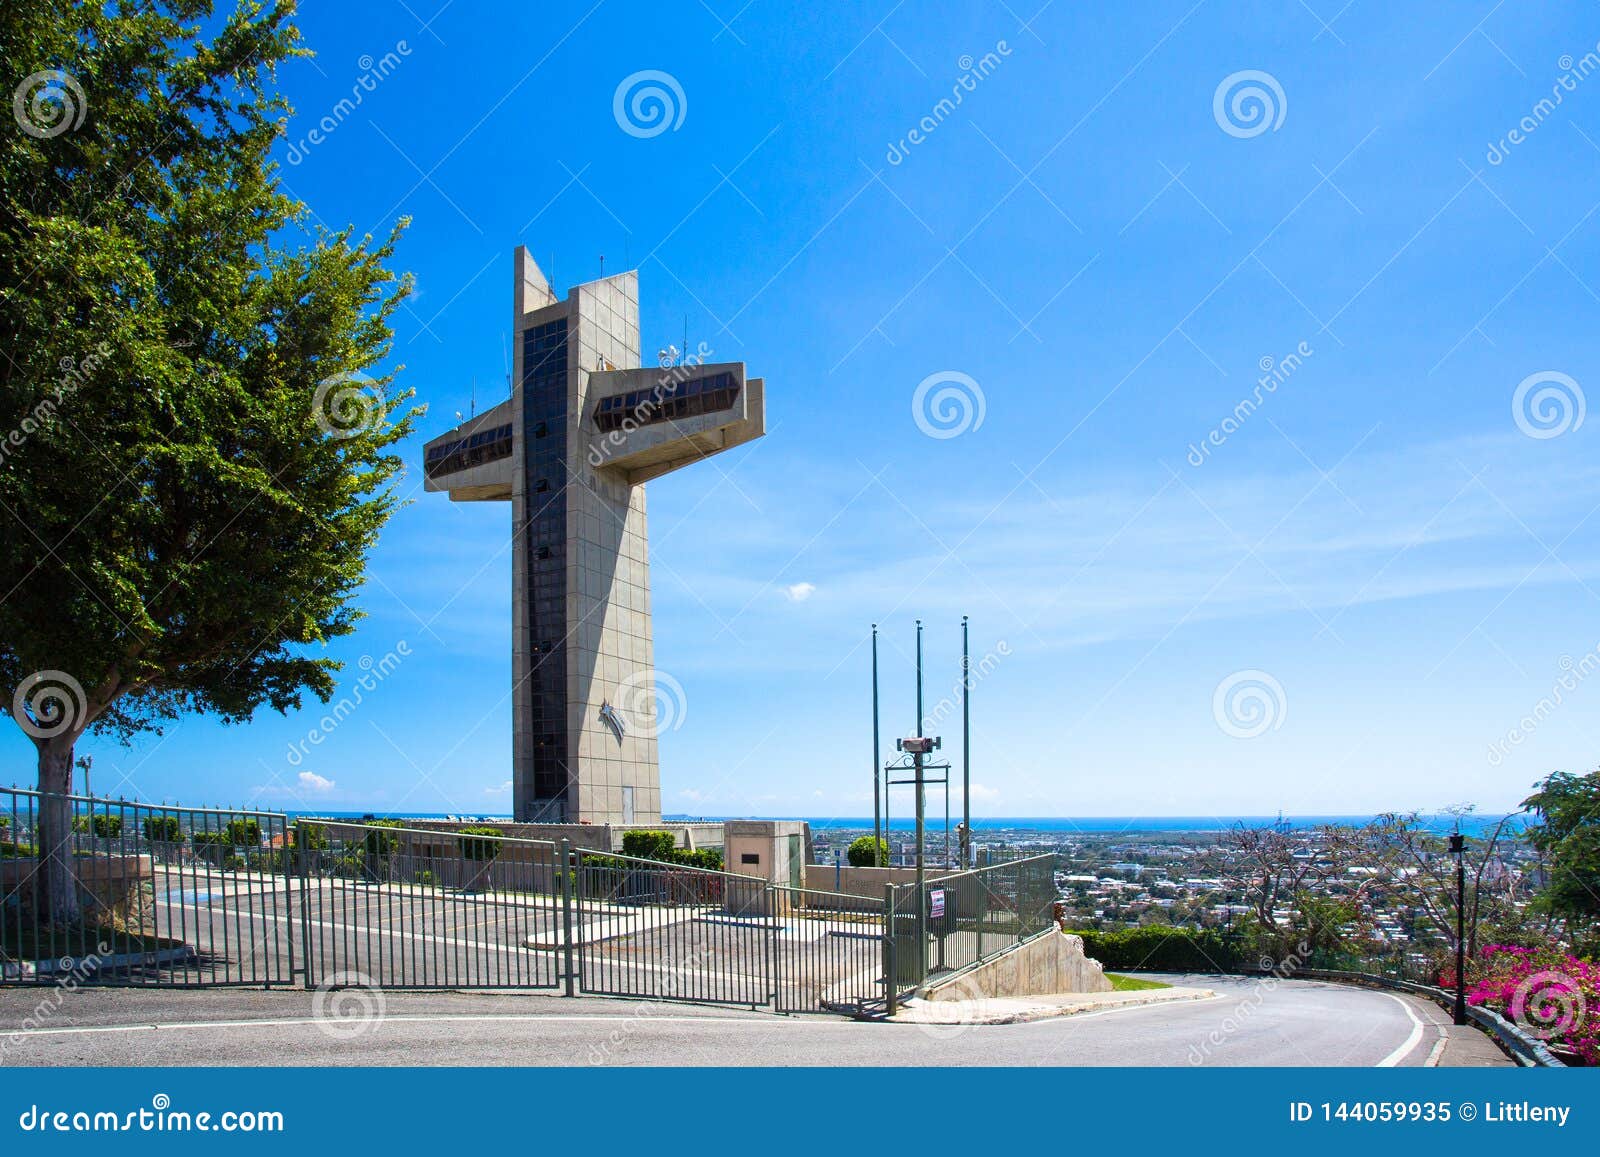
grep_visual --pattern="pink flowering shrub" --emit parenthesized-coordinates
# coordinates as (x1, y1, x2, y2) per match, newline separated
(1467, 944, 1599, 1064)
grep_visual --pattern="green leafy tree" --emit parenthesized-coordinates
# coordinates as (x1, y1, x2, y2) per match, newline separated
(0, 2, 419, 924)
(1523, 770, 1600, 942)
(847, 835, 888, 868)
(70, 812, 122, 838)
(142, 815, 181, 843)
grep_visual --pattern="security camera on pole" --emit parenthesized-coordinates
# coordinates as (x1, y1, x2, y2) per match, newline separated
(874, 616, 965, 989)
(898, 733, 940, 980)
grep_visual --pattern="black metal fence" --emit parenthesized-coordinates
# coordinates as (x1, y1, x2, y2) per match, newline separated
(885, 853, 1058, 1005)
(0, 788, 293, 986)
(297, 822, 564, 991)
(0, 792, 891, 1014)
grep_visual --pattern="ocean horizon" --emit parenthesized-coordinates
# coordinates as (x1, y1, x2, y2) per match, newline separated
(287, 811, 1525, 835)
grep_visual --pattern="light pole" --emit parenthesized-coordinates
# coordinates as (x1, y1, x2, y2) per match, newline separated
(871, 624, 882, 865)
(961, 614, 970, 869)
(1449, 831, 1466, 1026)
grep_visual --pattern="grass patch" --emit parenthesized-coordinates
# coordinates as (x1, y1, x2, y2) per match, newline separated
(1106, 972, 1172, 992)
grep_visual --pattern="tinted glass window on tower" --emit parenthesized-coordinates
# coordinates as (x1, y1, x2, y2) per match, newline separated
(522, 317, 569, 813)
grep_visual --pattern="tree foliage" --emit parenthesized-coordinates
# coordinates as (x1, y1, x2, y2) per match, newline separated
(621, 829, 679, 861)
(1522, 770, 1600, 939)
(458, 826, 504, 862)
(0, 0, 419, 921)
(1203, 822, 1373, 958)
(1357, 809, 1524, 961)
(847, 835, 888, 868)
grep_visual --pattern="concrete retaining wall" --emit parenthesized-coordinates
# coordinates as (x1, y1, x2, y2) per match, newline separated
(303, 818, 724, 853)
(803, 863, 959, 903)
(923, 930, 1114, 1001)
(0, 855, 154, 928)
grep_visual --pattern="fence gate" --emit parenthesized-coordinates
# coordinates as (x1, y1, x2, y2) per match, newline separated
(571, 849, 769, 1006)
(1, 787, 293, 987)
(2, 791, 890, 1015)
(769, 884, 886, 1015)
(569, 851, 888, 1014)
(296, 821, 562, 990)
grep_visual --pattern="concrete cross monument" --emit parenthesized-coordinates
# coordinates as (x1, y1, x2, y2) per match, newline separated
(424, 247, 766, 824)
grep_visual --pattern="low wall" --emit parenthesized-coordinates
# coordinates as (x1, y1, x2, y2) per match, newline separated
(302, 818, 724, 853)
(0, 855, 154, 928)
(803, 863, 959, 903)
(922, 930, 1114, 1001)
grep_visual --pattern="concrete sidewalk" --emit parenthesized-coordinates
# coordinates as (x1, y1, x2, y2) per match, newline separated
(890, 985, 1217, 1025)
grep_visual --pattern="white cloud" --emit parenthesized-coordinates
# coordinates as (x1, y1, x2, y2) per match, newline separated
(484, 780, 512, 795)
(657, 432, 1600, 664)
(298, 771, 336, 793)
(967, 783, 1000, 801)
(784, 582, 816, 602)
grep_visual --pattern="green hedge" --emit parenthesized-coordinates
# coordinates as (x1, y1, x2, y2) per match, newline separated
(363, 819, 405, 858)
(1070, 925, 1244, 972)
(142, 816, 182, 843)
(192, 823, 262, 848)
(459, 826, 503, 861)
(619, 830, 722, 870)
(72, 813, 123, 838)
(621, 830, 678, 860)
(0, 841, 37, 857)
(676, 848, 723, 871)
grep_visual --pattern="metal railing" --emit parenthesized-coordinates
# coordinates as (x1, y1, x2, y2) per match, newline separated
(297, 821, 563, 990)
(1, 787, 293, 985)
(769, 883, 886, 1014)
(1, 794, 889, 1014)
(885, 852, 1057, 1005)
(572, 848, 770, 1006)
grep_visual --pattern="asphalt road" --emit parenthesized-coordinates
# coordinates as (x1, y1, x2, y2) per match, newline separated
(0, 974, 1512, 1067)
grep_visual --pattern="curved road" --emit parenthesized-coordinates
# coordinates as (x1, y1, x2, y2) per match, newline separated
(0, 975, 1509, 1067)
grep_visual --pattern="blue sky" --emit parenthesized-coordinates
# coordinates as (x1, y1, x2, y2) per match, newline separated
(18, 0, 1600, 819)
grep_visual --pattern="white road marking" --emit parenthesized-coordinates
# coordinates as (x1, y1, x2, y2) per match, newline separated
(1376, 993, 1426, 1067)
(1007, 991, 1225, 1026)
(7, 997, 1226, 1041)
(157, 896, 543, 956)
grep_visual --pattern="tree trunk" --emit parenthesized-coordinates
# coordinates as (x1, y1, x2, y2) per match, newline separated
(36, 738, 81, 926)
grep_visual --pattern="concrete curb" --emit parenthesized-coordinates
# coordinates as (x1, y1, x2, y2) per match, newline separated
(890, 985, 1217, 1026)
(1, 945, 196, 981)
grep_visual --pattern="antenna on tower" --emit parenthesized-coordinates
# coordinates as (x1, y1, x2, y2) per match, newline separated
(683, 315, 689, 363)
(502, 333, 512, 397)
(470, 379, 477, 419)
(599, 254, 604, 278)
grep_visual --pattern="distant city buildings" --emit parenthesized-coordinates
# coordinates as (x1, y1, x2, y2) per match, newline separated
(809, 820, 1536, 957)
